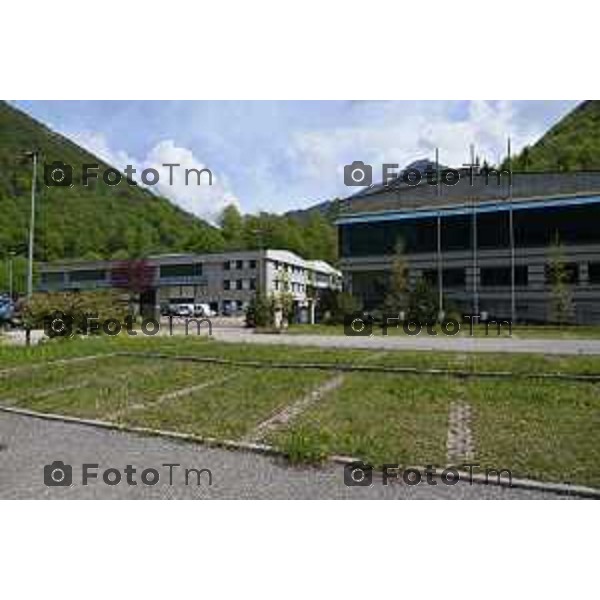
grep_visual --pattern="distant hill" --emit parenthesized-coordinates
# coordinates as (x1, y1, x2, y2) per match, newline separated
(286, 157, 448, 223)
(0, 101, 225, 262)
(510, 100, 600, 171)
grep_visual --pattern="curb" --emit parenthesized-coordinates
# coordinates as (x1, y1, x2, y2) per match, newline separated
(1, 402, 599, 499)
(330, 455, 600, 499)
(0, 403, 280, 456)
(116, 351, 600, 383)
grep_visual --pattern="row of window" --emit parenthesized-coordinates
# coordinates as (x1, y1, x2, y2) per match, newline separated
(271, 260, 307, 277)
(159, 264, 203, 279)
(223, 260, 257, 271)
(340, 203, 600, 256)
(273, 281, 306, 293)
(423, 267, 529, 288)
(223, 279, 257, 291)
(421, 263, 600, 288)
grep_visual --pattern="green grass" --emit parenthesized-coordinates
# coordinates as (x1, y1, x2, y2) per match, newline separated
(467, 379, 600, 488)
(2, 356, 230, 420)
(269, 373, 455, 466)
(120, 367, 330, 440)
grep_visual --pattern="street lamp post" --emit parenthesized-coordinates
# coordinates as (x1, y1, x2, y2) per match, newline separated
(24, 151, 39, 299)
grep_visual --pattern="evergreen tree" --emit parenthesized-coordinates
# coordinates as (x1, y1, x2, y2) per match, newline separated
(219, 204, 245, 250)
(408, 277, 438, 322)
(383, 241, 408, 316)
(548, 233, 574, 324)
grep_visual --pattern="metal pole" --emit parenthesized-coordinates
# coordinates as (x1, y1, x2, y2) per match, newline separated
(437, 213, 443, 318)
(470, 145, 479, 315)
(27, 152, 38, 299)
(435, 148, 443, 320)
(508, 137, 516, 323)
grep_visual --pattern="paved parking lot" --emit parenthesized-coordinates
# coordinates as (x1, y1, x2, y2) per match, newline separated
(0, 412, 572, 499)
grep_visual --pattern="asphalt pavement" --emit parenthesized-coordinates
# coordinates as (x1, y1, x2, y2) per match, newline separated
(0, 412, 572, 499)
(5, 326, 600, 355)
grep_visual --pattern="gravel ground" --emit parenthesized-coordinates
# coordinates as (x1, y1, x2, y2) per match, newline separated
(0, 413, 572, 499)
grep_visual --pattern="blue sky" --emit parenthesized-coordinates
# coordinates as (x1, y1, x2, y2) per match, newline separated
(13, 100, 579, 221)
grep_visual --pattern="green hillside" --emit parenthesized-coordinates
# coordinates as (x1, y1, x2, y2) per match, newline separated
(0, 100, 225, 265)
(511, 100, 600, 171)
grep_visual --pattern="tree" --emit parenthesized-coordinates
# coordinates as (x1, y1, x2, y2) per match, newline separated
(245, 291, 273, 328)
(408, 277, 438, 322)
(110, 259, 156, 316)
(383, 241, 409, 316)
(548, 233, 574, 324)
(219, 204, 245, 250)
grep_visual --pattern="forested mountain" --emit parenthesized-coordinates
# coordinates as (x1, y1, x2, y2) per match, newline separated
(0, 101, 225, 262)
(509, 100, 600, 171)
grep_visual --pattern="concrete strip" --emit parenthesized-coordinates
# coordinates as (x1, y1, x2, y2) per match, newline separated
(0, 352, 118, 378)
(329, 455, 600, 499)
(117, 351, 600, 383)
(156, 372, 241, 403)
(243, 374, 345, 443)
(103, 372, 243, 422)
(446, 401, 475, 463)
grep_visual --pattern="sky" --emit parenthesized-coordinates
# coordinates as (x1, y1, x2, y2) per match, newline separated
(13, 100, 579, 222)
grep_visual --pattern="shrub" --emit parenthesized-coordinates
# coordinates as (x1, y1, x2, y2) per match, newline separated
(23, 290, 129, 334)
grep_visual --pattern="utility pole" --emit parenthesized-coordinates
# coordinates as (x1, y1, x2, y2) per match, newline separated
(435, 147, 443, 321)
(25, 150, 39, 299)
(508, 137, 516, 324)
(470, 144, 479, 315)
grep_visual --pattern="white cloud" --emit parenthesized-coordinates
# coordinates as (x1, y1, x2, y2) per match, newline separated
(143, 140, 239, 222)
(286, 100, 568, 196)
(61, 132, 238, 223)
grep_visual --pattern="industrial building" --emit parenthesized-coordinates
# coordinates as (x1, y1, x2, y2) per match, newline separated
(337, 171, 600, 324)
(38, 249, 341, 320)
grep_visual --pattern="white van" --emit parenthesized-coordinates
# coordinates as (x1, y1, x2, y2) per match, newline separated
(168, 298, 194, 317)
(194, 303, 216, 317)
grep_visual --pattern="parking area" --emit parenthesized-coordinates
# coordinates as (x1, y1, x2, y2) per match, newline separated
(1, 339, 599, 492)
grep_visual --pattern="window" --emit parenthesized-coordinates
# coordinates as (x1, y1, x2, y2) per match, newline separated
(223, 261, 230, 270)
(481, 266, 528, 287)
(249, 260, 257, 269)
(588, 263, 600, 284)
(236, 279, 243, 290)
(41, 272, 64, 285)
(423, 268, 466, 288)
(159, 263, 202, 278)
(236, 260, 243, 270)
(250, 278, 256, 290)
(223, 280, 230, 290)
(69, 269, 106, 282)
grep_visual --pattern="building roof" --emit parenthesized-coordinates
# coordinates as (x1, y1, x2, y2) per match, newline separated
(40, 248, 339, 276)
(338, 171, 600, 218)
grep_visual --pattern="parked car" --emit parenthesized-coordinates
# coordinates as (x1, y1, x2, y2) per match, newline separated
(194, 303, 216, 318)
(167, 298, 194, 317)
(0, 297, 14, 324)
(0, 296, 21, 329)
